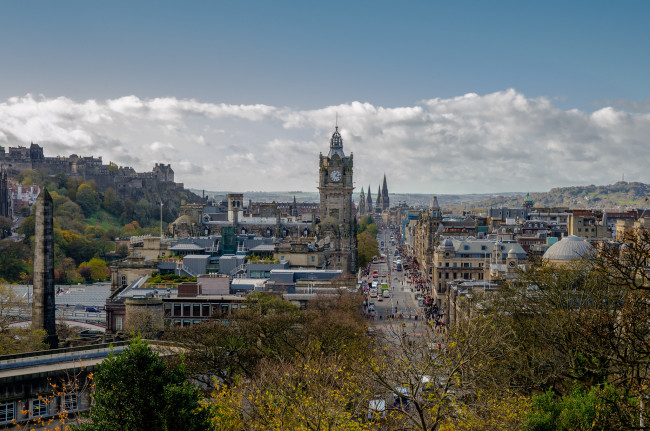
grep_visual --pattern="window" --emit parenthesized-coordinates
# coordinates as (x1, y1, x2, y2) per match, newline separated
(115, 317, 123, 331)
(164, 303, 171, 316)
(193, 304, 201, 317)
(120, 275, 127, 287)
(311, 256, 315, 262)
(62, 394, 77, 412)
(202, 304, 210, 317)
(183, 304, 191, 316)
(0, 401, 15, 423)
(173, 303, 182, 316)
(31, 398, 48, 418)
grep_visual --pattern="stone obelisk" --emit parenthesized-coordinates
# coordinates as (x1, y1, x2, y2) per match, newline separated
(32, 188, 58, 348)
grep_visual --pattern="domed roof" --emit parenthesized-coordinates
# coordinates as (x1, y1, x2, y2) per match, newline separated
(524, 193, 533, 202)
(438, 238, 454, 251)
(543, 235, 594, 261)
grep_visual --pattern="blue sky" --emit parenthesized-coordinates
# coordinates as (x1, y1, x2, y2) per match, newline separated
(1, 1, 649, 194)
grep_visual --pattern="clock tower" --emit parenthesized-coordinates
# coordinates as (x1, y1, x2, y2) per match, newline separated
(318, 126, 357, 274)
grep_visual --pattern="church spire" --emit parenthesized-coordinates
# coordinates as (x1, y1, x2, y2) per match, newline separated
(366, 185, 373, 213)
(381, 173, 389, 210)
(376, 185, 381, 211)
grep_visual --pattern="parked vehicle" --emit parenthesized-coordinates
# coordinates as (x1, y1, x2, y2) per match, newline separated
(368, 397, 387, 420)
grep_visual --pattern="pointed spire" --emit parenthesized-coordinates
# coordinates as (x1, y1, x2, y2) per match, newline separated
(376, 185, 381, 208)
(430, 196, 440, 210)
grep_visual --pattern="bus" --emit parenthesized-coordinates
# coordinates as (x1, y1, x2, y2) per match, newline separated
(396, 262, 402, 271)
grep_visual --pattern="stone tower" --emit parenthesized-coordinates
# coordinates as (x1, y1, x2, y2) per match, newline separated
(376, 185, 381, 213)
(358, 187, 366, 216)
(381, 173, 390, 211)
(0, 167, 9, 218)
(318, 126, 357, 274)
(32, 188, 58, 348)
(366, 185, 373, 214)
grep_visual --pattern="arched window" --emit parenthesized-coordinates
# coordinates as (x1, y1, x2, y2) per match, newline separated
(120, 275, 127, 287)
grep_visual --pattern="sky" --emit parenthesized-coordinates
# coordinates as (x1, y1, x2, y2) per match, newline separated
(1, 1, 649, 194)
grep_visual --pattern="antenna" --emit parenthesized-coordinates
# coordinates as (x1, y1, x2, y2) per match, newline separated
(335, 112, 338, 128)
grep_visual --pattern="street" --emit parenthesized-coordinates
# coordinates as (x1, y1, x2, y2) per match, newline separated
(363, 229, 429, 339)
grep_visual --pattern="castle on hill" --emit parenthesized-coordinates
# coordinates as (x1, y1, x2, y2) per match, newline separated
(0, 142, 184, 198)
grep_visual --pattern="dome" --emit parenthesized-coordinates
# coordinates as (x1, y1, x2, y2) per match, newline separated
(543, 235, 594, 261)
(438, 238, 454, 251)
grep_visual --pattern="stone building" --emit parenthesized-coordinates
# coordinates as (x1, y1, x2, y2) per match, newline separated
(317, 126, 357, 274)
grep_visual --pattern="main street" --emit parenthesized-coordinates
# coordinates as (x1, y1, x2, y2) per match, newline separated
(363, 229, 429, 340)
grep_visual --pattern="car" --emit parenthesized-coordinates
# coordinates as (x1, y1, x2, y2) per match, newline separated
(85, 306, 101, 313)
(367, 397, 387, 420)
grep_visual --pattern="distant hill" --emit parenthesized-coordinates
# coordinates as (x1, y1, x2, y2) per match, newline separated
(193, 190, 524, 209)
(473, 182, 650, 210)
(195, 182, 650, 212)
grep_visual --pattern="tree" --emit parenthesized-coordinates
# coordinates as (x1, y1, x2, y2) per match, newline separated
(0, 285, 47, 354)
(18, 215, 35, 240)
(79, 338, 210, 431)
(102, 188, 120, 214)
(0, 216, 12, 238)
(357, 230, 379, 268)
(0, 239, 30, 281)
(76, 183, 100, 217)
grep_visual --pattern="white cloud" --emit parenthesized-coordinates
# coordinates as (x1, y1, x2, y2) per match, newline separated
(0, 91, 648, 194)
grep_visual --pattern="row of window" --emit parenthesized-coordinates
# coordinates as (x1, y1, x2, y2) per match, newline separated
(163, 302, 245, 318)
(168, 319, 230, 327)
(0, 394, 77, 424)
(438, 272, 484, 281)
(438, 262, 484, 268)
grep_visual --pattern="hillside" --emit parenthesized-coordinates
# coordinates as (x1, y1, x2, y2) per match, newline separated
(473, 182, 650, 210)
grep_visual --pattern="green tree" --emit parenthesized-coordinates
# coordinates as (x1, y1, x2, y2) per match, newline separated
(102, 188, 121, 214)
(357, 230, 379, 268)
(77, 257, 109, 282)
(0, 240, 30, 281)
(79, 338, 210, 431)
(18, 215, 35, 240)
(0, 216, 11, 238)
(76, 183, 100, 217)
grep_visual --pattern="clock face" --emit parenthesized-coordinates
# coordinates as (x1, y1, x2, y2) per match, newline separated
(508, 260, 516, 267)
(329, 170, 342, 182)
